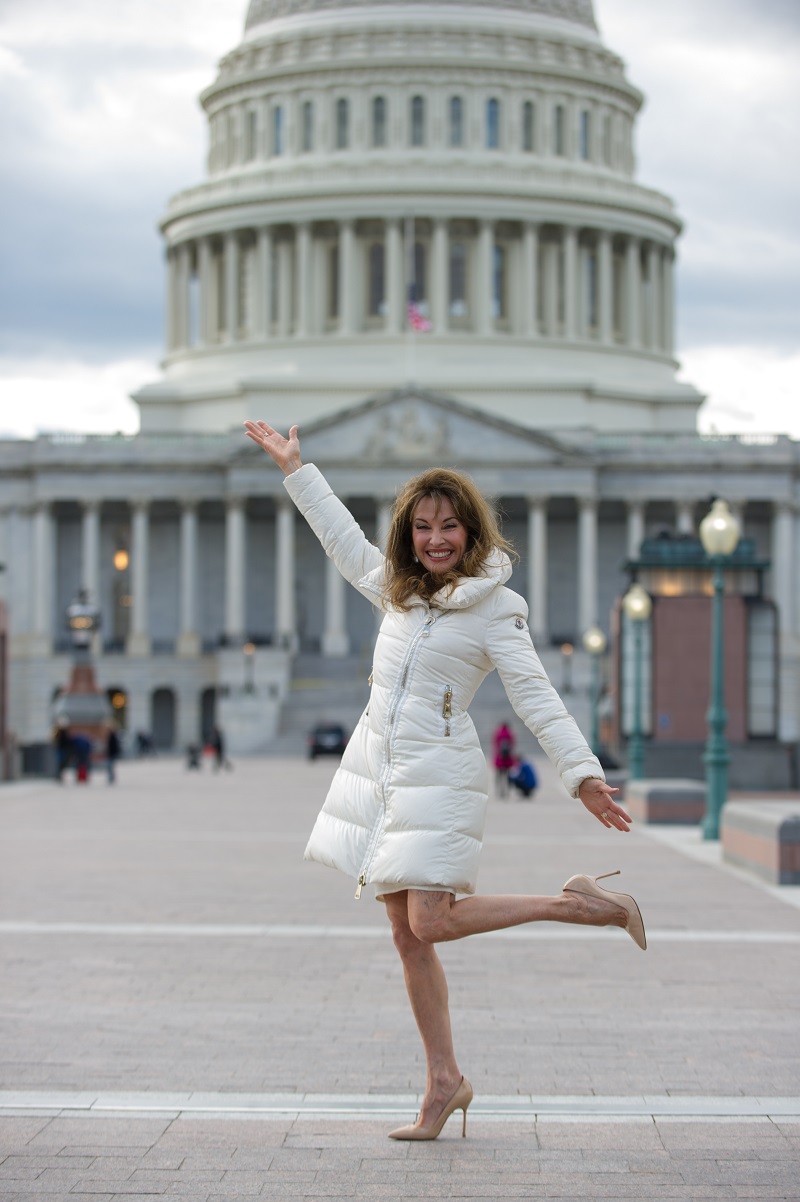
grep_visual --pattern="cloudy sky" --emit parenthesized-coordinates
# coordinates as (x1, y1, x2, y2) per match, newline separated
(0, 0, 798, 439)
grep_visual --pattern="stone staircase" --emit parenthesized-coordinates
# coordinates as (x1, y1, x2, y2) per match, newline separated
(269, 646, 594, 757)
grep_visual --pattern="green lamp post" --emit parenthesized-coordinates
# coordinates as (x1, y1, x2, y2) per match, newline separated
(622, 583, 652, 780)
(582, 625, 607, 757)
(698, 498, 741, 840)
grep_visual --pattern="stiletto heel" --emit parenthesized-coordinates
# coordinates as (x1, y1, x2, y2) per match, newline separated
(562, 870, 647, 950)
(388, 1076, 473, 1141)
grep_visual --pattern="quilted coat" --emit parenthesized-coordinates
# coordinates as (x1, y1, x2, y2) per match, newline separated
(284, 464, 604, 898)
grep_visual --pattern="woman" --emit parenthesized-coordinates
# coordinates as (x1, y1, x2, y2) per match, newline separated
(244, 419, 646, 1141)
(491, 721, 516, 798)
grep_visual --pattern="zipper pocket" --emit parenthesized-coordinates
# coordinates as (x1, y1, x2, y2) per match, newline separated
(442, 685, 453, 737)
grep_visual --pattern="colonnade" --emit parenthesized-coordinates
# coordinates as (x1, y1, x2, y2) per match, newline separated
(10, 489, 797, 659)
(166, 218, 675, 355)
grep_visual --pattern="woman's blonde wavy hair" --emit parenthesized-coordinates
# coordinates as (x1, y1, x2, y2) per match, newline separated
(383, 468, 517, 611)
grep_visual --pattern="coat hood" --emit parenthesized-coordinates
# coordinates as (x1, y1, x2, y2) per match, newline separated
(357, 547, 513, 610)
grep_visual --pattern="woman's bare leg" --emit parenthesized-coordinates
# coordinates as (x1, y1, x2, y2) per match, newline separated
(384, 891, 463, 1128)
(407, 886, 628, 944)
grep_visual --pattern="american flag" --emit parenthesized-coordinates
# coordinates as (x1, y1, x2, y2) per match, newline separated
(407, 301, 432, 333)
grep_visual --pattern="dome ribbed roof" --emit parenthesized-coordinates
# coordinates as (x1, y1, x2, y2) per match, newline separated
(245, 0, 597, 34)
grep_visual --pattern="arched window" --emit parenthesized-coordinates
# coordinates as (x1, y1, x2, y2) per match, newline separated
(372, 96, 387, 148)
(486, 97, 501, 149)
(412, 241, 427, 307)
(328, 243, 339, 321)
(336, 97, 349, 149)
(449, 96, 464, 147)
(410, 95, 425, 147)
(272, 104, 284, 156)
(579, 110, 591, 161)
(302, 100, 314, 152)
(602, 111, 613, 166)
(449, 241, 468, 319)
(368, 242, 385, 316)
(553, 104, 565, 156)
(225, 111, 236, 167)
(522, 101, 535, 152)
(151, 688, 176, 750)
(585, 248, 598, 331)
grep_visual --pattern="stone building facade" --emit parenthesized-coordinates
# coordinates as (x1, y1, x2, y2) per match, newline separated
(1, 0, 798, 773)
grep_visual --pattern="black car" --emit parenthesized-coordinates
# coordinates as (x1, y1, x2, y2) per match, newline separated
(308, 723, 348, 760)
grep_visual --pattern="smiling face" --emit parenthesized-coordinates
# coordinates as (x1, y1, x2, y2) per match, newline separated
(411, 495, 468, 575)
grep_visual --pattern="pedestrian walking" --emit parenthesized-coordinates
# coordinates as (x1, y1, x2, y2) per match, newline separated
(53, 719, 73, 783)
(210, 726, 232, 772)
(105, 723, 121, 784)
(244, 419, 647, 1142)
(491, 720, 515, 798)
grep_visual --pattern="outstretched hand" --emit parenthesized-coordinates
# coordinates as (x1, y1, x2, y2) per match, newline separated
(578, 777, 631, 832)
(243, 420, 303, 475)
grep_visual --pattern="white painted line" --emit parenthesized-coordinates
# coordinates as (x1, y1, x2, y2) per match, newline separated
(0, 920, 798, 943)
(0, 1091, 798, 1121)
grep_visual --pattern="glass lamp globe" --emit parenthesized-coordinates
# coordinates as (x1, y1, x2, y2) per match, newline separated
(622, 583, 652, 622)
(582, 625, 607, 655)
(699, 499, 740, 557)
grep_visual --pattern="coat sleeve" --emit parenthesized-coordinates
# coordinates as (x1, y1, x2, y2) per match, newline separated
(484, 591, 605, 799)
(283, 463, 385, 600)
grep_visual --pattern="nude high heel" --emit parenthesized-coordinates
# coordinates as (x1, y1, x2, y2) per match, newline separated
(562, 870, 647, 950)
(388, 1076, 473, 1141)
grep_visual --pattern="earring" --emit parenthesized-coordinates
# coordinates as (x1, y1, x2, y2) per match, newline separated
(413, 553, 419, 563)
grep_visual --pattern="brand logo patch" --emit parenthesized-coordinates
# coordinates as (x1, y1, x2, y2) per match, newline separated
(514, 617, 525, 629)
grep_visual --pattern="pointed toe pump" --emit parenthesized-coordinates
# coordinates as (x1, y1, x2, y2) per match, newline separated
(562, 870, 647, 950)
(388, 1076, 473, 1141)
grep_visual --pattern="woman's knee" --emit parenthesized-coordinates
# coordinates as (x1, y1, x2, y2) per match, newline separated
(407, 892, 454, 944)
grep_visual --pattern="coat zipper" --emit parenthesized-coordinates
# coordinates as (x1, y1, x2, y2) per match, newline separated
(442, 684, 453, 737)
(355, 610, 437, 898)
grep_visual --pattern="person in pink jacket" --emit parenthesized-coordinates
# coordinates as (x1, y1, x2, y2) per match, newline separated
(244, 419, 647, 1143)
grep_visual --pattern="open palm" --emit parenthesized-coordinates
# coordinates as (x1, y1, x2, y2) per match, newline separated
(243, 420, 302, 475)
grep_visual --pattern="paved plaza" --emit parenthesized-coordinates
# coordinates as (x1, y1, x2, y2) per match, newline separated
(1, 752, 799, 1201)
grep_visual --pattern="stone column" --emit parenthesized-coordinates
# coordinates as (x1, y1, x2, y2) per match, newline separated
(275, 499, 297, 651)
(224, 497, 246, 645)
(31, 502, 54, 650)
(257, 226, 273, 340)
(322, 555, 349, 657)
(80, 501, 100, 604)
(277, 239, 292, 338)
(477, 219, 493, 336)
(224, 231, 240, 343)
(577, 497, 598, 634)
(598, 230, 613, 344)
(176, 243, 191, 348)
(197, 237, 213, 347)
(386, 218, 403, 335)
(295, 221, 311, 338)
(166, 248, 178, 351)
(376, 498, 393, 550)
(661, 248, 674, 354)
(527, 497, 548, 644)
(625, 235, 641, 348)
(521, 222, 539, 338)
(563, 225, 578, 340)
(626, 500, 646, 560)
(127, 501, 151, 657)
(646, 242, 661, 350)
(675, 500, 695, 535)
(431, 218, 448, 335)
(177, 501, 200, 657)
(339, 219, 355, 336)
(543, 239, 559, 337)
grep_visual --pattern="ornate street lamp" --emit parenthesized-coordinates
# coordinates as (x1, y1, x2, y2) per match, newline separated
(582, 625, 607, 757)
(698, 498, 741, 839)
(621, 583, 652, 780)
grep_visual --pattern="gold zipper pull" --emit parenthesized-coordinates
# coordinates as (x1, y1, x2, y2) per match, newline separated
(355, 873, 366, 900)
(368, 671, 373, 686)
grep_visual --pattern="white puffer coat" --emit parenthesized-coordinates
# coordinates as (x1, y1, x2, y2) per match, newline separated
(285, 464, 604, 897)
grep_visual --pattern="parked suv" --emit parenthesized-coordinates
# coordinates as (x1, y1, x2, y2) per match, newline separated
(307, 723, 348, 760)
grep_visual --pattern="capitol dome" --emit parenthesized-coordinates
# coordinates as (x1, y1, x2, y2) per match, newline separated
(136, 0, 702, 433)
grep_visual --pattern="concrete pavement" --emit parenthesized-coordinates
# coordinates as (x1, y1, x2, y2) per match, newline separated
(1, 754, 799, 1200)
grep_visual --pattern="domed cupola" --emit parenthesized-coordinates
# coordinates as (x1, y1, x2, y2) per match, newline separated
(141, 0, 702, 435)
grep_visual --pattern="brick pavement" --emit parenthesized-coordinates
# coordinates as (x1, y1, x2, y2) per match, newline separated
(1, 755, 799, 1200)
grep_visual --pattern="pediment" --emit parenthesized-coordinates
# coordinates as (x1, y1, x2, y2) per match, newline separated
(270, 390, 585, 469)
